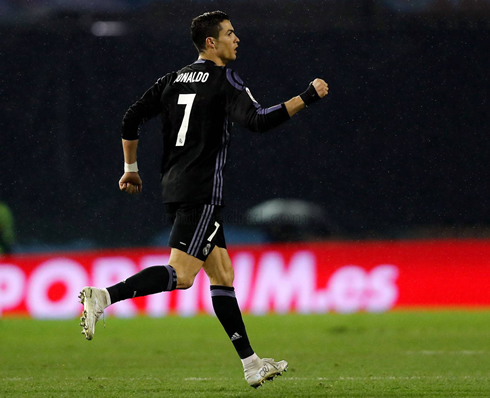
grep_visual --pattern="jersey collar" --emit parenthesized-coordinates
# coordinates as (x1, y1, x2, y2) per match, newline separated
(194, 58, 218, 66)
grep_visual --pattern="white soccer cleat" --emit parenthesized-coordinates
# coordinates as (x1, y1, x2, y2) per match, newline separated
(244, 357, 288, 388)
(78, 287, 109, 341)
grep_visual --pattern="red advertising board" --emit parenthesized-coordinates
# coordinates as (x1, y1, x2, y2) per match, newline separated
(1, 240, 489, 318)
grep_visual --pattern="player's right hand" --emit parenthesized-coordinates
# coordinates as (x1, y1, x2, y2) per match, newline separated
(119, 172, 142, 194)
(312, 78, 329, 98)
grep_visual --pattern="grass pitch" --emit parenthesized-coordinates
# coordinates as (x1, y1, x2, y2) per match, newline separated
(1, 312, 490, 397)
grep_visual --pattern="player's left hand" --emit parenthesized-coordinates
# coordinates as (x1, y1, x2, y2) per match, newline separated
(119, 172, 142, 194)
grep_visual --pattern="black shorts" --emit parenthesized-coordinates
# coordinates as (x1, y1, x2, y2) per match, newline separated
(166, 203, 227, 261)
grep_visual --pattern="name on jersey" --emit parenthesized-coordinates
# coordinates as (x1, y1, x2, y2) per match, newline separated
(174, 72, 210, 84)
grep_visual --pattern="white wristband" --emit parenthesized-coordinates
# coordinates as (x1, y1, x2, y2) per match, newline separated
(124, 161, 138, 173)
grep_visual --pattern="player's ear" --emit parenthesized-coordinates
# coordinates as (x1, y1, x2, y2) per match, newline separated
(205, 37, 216, 50)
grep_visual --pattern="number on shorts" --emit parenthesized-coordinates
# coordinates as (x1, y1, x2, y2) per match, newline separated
(176, 93, 196, 147)
(207, 222, 220, 242)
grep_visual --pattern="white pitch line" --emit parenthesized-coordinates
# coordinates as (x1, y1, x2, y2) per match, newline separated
(4, 375, 489, 382)
(181, 376, 488, 382)
(406, 350, 485, 355)
(3, 377, 165, 382)
(288, 376, 489, 381)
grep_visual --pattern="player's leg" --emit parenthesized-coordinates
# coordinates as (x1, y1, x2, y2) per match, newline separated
(79, 249, 203, 340)
(193, 209, 257, 362)
(79, 265, 177, 341)
(203, 246, 288, 388)
(79, 203, 209, 340)
(203, 247, 253, 358)
(106, 248, 203, 302)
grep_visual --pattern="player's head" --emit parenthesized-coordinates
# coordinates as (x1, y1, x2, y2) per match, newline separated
(191, 11, 239, 65)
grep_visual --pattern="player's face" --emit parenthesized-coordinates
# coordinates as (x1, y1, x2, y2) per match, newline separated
(215, 20, 239, 64)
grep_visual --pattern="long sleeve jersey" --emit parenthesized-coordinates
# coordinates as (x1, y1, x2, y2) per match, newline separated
(121, 59, 290, 206)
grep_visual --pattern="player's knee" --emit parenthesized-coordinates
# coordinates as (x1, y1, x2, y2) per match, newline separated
(222, 267, 234, 286)
(212, 266, 234, 287)
(176, 275, 195, 289)
(176, 272, 196, 289)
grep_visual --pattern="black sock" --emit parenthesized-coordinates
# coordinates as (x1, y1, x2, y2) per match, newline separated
(107, 265, 177, 304)
(211, 285, 254, 359)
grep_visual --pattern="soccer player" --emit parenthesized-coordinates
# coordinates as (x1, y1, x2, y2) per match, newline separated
(79, 11, 328, 388)
(0, 201, 15, 255)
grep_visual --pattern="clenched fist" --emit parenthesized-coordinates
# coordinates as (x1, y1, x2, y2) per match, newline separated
(312, 78, 328, 98)
(119, 172, 142, 194)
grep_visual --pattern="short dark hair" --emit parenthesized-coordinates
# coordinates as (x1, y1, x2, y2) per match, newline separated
(191, 11, 230, 53)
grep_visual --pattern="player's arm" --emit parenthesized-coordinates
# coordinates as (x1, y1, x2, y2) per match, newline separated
(227, 71, 328, 132)
(284, 79, 329, 117)
(121, 75, 170, 138)
(119, 74, 173, 195)
(119, 139, 142, 195)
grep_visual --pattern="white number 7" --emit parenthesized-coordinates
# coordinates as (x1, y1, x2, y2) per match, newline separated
(176, 93, 196, 147)
(207, 222, 220, 242)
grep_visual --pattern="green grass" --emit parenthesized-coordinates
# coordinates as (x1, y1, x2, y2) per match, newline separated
(1, 312, 490, 397)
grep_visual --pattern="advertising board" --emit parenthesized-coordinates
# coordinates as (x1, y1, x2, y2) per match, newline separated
(1, 240, 489, 318)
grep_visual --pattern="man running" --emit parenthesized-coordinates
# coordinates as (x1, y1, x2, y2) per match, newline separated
(79, 10, 328, 388)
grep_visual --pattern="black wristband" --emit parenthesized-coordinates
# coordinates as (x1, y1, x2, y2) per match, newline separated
(299, 82, 321, 106)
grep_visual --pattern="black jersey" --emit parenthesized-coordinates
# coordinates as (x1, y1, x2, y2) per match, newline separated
(121, 59, 290, 206)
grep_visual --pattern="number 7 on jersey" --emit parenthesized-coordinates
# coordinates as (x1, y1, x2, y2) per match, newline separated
(176, 93, 196, 147)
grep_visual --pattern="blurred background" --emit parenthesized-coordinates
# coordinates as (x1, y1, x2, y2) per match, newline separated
(1, 0, 489, 254)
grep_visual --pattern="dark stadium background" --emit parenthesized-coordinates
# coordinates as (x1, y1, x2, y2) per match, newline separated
(1, 0, 489, 252)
